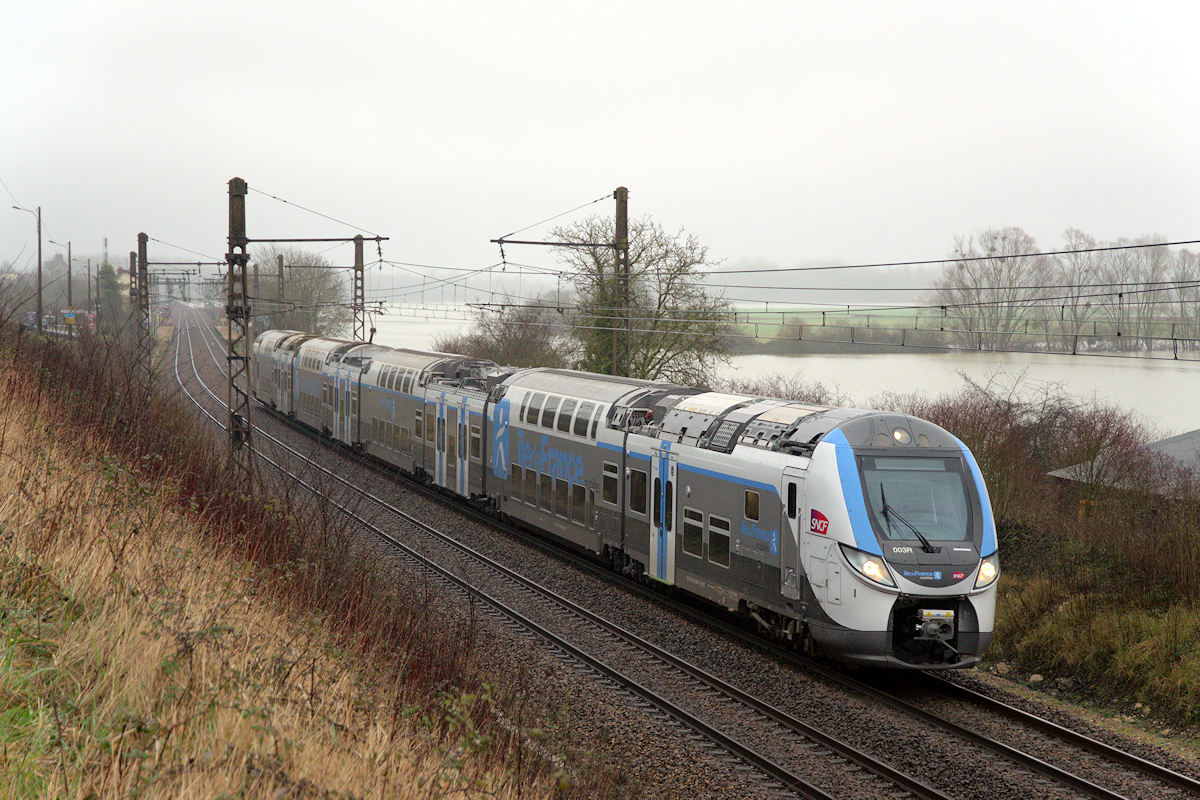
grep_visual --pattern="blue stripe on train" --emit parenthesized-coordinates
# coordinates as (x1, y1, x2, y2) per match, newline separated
(824, 428, 883, 555)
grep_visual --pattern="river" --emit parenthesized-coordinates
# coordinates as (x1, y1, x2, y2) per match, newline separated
(370, 311, 1198, 437)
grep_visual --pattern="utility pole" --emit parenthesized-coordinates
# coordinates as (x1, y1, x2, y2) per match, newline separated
(128, 251, 138, 318)
(66, 241, 72, 310)
(353, 234, 365, 341)
(252, 259, 260, 335)
(86, 258, 92, 313)
(276, 253, 284, 324)
(11, 206, 43, 331)
(137, 233, 151, 384)
(225, 177, 253, 454)
(613, 186, 629, 377)
(35, 208, 42, 332)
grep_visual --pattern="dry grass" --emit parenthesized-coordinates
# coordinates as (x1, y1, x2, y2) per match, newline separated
(0, 323, 587, 798)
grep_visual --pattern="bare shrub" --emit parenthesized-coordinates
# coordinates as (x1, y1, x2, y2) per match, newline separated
(711, 372, 849, 406)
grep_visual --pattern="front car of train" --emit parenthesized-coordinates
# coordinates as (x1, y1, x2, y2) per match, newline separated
(801, 412, 998, 668)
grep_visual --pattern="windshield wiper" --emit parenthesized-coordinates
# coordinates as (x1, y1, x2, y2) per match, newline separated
(880, 484, 940, 553)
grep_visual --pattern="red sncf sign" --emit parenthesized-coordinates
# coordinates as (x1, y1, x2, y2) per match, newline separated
(810, 509, 829, 535)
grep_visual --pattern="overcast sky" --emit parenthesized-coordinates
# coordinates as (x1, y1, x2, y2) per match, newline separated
(3, 1, 1198, 307)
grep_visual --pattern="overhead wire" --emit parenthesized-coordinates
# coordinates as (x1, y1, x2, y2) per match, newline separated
(0, 175, 22, 206)
(694, 238, 1200, 276)
(247, 186, 382, 237)
(495, 193, 611, 241)
(147, 237, 224, 262)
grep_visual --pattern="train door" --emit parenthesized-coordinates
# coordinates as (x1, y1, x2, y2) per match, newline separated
(444, 401, 458, 492)
(649, 443, 677, 585)
(333, 366, 346, 442)
(801, 481, 839, 606)
(422, 395, 436, 480)
(780, 467, 805, 601)
(348, 372, 359, 444)
(276, 359, 286, 411)
(436, 393, 447, 488)
(284, 359, 294, 416)
(455, 397, 469, 496)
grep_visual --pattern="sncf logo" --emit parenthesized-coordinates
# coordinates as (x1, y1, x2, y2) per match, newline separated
(809, 509, 829, 535)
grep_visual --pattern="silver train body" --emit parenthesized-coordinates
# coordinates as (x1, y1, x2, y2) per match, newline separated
(252, 330, 999, 668)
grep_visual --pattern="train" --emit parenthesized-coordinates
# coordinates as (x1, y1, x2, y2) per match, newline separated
(251, 329, 998, 669)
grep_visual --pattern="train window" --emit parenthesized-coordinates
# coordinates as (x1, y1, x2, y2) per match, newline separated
(526, 393, 545, 424)
(447, 432, 457, 462)
(571, 484, 586, 524)
(414, 410, 423, 440)
(555, 479, 569, 518)
(709, 516, 731, 568)
(683, 508, 704, 556)
(426, 405, 437, 442)
(629, 469, 647, 515)
(511, 465, 522, 501)
(745, 490, 760, 521)
(401, 427, 411, 451)
(524, 468, 537, 505)
(459, 430, 466, 460)
(587, 489, 596, 529)
(590, 406, 603, 439)
(665, 483, 673, 532)
(438, 418, 446, 451)
(787, 483, 797, 519)
(557, 399, 576, 433)
(470, 425, 482, 460)
(574, 402, 595, 436)
(540, 474, 553, 511)
(402, 372, 413, 394)
(653, 477, 661, 524)
(602, 462, 619, 505)
(541, 396, 560, 428)
(519, 392, 531, 422)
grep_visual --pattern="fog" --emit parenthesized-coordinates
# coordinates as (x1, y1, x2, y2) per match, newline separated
(3, 1, 1197, 308)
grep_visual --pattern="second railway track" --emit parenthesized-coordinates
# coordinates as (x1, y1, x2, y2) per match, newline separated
(176, 309, 1200, 800)
(176, 315, 948, 799)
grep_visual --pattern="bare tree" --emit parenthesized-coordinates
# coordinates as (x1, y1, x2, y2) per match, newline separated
(551, 214, 731, 384)
(252, 246, 351, 337)
(928, 227, 1050, 350)
(432, 293, 577, 367)
(1048, 228, 1101, 351)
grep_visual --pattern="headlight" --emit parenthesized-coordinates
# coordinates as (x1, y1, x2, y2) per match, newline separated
(974, 553, 999, 589)
(839, 543, 896, 588)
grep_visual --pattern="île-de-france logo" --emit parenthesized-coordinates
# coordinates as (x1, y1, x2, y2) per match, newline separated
(809, 508, 829, 535)
(491, 400, 510, 479)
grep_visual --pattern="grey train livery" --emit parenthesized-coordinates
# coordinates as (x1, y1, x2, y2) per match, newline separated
(253, 331, 999, 668)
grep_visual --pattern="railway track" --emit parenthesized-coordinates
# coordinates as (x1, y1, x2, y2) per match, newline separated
(179, 311, 1200, 800)
(175, 314, 951, 798)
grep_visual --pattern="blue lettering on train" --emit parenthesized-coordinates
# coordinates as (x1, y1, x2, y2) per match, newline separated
(517, 430, 583, 485)
(741, 521, 779, 555)
(492, 400, 510, 479)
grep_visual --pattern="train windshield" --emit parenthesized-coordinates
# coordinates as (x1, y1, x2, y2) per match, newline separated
(859, 456, 971, 542)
